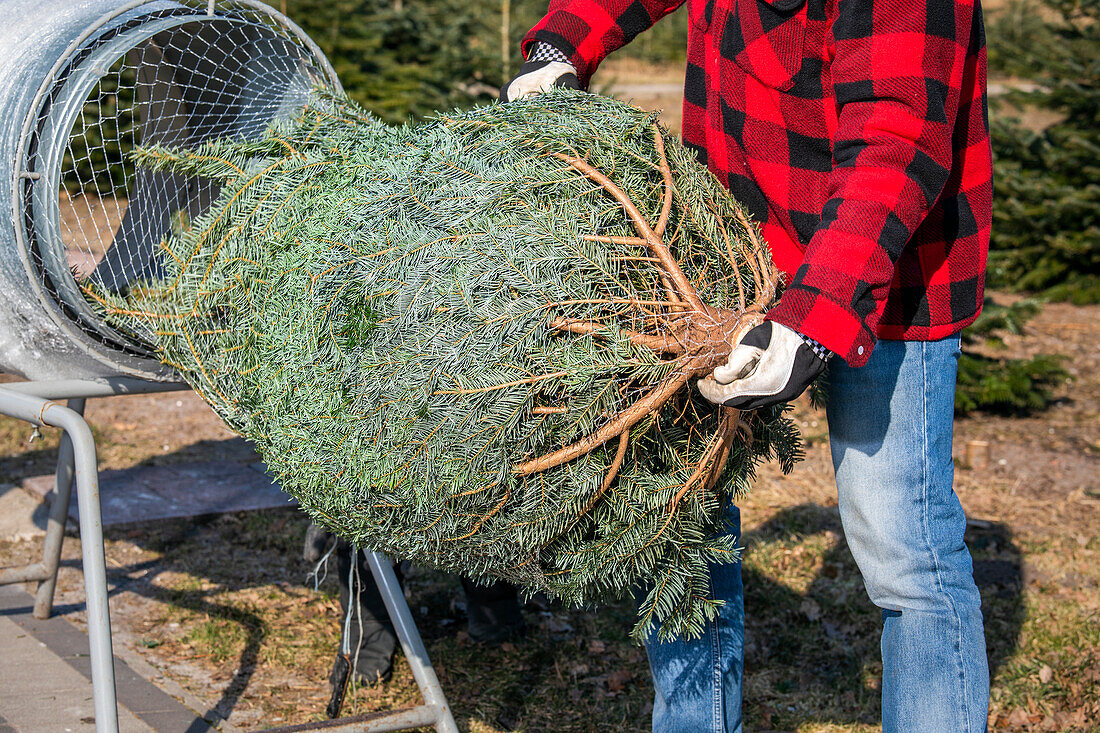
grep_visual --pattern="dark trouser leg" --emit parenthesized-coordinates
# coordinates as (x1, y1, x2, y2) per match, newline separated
(335, 538, 398, 684)
(460, 577, 526, 644)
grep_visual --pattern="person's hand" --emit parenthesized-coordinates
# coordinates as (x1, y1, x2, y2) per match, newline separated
(697, 321, 828, 410)
(499, 42, 581, 102)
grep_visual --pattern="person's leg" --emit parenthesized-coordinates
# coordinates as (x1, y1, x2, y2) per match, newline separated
(460, 577, 527, 644)
(641, 502, 744, 733)
(303, 524, 399, 687)
(826, 336, 988, 733)
(335, 537, 398, 684)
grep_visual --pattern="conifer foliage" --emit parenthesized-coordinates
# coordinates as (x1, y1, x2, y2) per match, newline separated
(986, 0, 1100, 303)
(104, 91, 802, 640)
(955, 298, 1067, 414)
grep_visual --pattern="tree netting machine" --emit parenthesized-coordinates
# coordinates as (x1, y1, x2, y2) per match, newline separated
(0, 2, 457, 730)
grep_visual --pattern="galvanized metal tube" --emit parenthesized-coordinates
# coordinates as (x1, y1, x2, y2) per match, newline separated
(33, 396, 85, 619)
(65, 399, 119, 733)
(262, 705, 442, 733)
(363, 551, 459, 733)
(0, 387, 119, 733)
(0, 0, 180, 382)
(0, 562, 49, 584)
(1, 378, 188, 400)
(1, 0, 341, 382)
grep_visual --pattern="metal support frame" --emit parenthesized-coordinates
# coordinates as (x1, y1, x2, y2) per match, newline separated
(364, 551, 459, 733)
(0, 382, 137, 733)
(0, 378, 458, 733)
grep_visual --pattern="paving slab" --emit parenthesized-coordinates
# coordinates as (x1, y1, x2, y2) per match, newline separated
(0, 586, 215, 732)
(22, 461, 296, 526)
(0, 611, 150, 731)
(0, 483, 48, 542)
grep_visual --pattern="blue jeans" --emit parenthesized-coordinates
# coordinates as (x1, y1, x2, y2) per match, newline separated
(643, 503, 745, 733)
(642, 336, 989, 733)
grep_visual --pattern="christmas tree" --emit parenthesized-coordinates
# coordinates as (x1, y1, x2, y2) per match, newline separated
(955, 298, 1067, 414)
(99, 90, 801, 640)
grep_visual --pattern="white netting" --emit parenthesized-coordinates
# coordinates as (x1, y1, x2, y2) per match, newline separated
(24, 0, 335, 351)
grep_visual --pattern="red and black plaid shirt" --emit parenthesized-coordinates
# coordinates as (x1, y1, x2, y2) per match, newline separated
(523, 0, 992, 366)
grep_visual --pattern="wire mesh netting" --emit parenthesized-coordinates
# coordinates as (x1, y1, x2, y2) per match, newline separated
(22, 0, 336, 353)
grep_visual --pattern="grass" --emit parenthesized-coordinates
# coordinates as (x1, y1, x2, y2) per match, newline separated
(1, 298, 1097, 731)
(57, 494, 1091, 731)
(985, 536, 1100, 730)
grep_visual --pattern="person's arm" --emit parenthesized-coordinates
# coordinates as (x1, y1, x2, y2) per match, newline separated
(764, 0, 979, 367)
(700, 0, 980, 408)
(521, 0, 685, 88)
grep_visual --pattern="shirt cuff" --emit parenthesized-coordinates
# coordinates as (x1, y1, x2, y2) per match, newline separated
(766, 286, 877, 367)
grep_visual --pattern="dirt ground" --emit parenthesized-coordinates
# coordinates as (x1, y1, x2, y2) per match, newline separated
(1, 56, 1097, 733)
(1, 294, 1095, 733)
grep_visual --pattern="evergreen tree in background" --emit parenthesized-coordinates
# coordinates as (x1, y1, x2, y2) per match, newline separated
(985, 0, 1100, 303)
(64, 60, 137, 195)
(278, 1, 692, 123)
(955, 298, 1067, 414)
(280, 0, 503, 122)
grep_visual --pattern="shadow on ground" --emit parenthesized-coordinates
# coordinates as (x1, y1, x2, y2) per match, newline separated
(739, 503, 1025, 730)
(6, 436, 1028, 731)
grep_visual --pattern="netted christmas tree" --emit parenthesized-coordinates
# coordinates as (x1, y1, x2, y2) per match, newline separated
(99, 89, 801, 640)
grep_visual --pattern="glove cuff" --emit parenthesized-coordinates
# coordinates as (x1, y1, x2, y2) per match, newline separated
(500, 42, 580, 102)
(799, 333, 832, 363)
(527, 42, 571, 65)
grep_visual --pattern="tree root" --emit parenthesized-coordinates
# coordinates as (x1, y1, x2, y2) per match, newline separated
(512, 126, 778, 529)
(512, 356, 703, 476)
(552, 128, 708, 317)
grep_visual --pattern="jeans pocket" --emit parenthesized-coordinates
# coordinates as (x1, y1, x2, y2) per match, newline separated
(720, 0, 808, 91)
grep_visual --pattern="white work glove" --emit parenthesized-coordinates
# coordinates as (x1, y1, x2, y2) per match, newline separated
(499, 42, 581, 102)
(697, 321, 829, 410)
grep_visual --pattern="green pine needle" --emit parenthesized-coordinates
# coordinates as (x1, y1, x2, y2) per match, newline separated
(107, 89, 802, 641)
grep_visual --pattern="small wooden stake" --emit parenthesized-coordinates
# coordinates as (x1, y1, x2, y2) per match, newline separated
(965, 440, 990, 470)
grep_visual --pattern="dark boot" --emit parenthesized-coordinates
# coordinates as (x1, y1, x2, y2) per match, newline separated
(305, 524, 401, 718)
(302, 521, 331, 564)
(461, 577, 526, 645)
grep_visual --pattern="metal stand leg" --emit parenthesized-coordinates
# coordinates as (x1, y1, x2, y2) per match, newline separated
(34, 397, 86, 619)
(0, 388, 119, 733)
(364, 551, 458, 733)
(69, 407, 119, 733)
(265, 552, 461, 733)
(0, 381, 456, 733)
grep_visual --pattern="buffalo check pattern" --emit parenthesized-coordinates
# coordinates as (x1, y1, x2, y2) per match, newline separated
(523, 0, 992, 366)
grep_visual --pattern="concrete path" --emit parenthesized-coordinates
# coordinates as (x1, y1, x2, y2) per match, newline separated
(22, 461, 295, 528)
(0, 586, 215, 732)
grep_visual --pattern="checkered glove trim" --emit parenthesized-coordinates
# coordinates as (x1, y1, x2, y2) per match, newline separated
(527, 42, 571, 64)
(799, 334, 832, 363)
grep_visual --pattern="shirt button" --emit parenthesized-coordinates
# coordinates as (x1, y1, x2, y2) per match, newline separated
(857, 346, 865, 356)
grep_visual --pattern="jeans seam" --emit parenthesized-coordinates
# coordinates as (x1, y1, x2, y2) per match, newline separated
(711, 614, 722, 733)
(919, 340, 972, 732)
